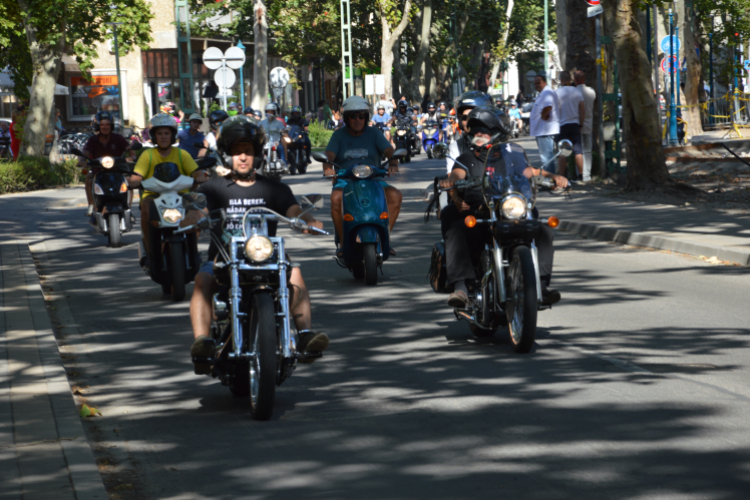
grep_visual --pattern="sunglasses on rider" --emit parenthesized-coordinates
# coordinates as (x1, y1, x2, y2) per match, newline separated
(348, 113, 367, 120)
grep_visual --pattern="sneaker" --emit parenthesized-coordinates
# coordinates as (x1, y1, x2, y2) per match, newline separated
(447, 290, 469, 308)
(389, 247, 397, 257)
(190, 335, 214, 374)
(297, 331, 329, 364)
(541, 288, 561, 306)
(85, 204, 94, 217)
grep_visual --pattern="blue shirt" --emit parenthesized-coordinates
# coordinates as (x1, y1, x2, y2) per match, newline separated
(178, 129, 205, 159)
(372, 113, 391, 124)
(508, 108, 521, 119)
(326, 125, 392, 170)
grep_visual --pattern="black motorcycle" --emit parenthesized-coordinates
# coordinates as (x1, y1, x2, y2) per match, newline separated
(284, 125, 309, 175)
(71, 148, 134, 247)
(394, 123, 412, 164)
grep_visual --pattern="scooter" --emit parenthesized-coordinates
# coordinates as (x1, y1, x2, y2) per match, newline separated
(71, 148, 134, 248)
(284, 124, 309, 175)
(313, 149, 407, 286)
(394, 124, 412, 163)
(422, 119, 441, 159)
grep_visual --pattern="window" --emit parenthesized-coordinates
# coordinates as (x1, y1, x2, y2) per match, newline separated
(67, 72, 128, 122)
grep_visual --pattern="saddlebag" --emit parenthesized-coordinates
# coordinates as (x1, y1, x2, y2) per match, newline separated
(428, 241, 452, 293)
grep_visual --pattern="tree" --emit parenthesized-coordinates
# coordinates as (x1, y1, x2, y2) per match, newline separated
(393, 0, 432, 103)
(251, 0, 269, 111)
(0, 0, 153, 157)
(378, 0, 414, 100)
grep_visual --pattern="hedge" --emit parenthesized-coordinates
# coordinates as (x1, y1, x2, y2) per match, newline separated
(0, 156, 80, 195)
(307, 120, 334, 148)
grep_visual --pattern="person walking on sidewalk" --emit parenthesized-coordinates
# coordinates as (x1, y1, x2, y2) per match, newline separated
(530, 74, 559, 173)
(556, 71, 585, 179)
(575, 70, 596, 182)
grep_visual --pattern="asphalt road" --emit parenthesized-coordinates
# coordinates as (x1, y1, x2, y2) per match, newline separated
(7, 138, 750, 499)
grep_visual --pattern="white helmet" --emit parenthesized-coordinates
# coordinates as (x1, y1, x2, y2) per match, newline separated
(188, 112, 203, 122)
(150, 113, 179, 142)
(342, 96, 370, 125)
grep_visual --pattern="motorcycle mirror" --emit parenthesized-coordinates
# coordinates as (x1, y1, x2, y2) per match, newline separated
(300, 194, 325, 210)
(130, 142, 143, 151)
(312, 152, 329, 163)
(433, 143, 448, 158)
(392, 148, 408, 159)
(558, 139, 574, 157)
(70, 147, 84, 157)
(182, 192, 208, 211)
(197, 156, 218, 169)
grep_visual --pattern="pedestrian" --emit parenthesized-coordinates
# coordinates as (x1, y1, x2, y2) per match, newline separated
(530, 74, 559, 173)
(376, 94, 394, 115)
(10, 105, 25, 160)
(316, 100, 325, 123)
(323, 100, 333, 129)
(574, 70, 596, 182)
(555, 70, 584, 179)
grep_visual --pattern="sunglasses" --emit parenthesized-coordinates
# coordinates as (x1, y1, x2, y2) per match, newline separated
(349, 113, 367, 120)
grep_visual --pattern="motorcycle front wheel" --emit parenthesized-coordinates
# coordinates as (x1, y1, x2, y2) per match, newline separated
(248, 292, 277, 420)
(169, 242, 186, 302)
(107, 213, 121, 248)
(506, 246, 538, 353)
(363, 243, 378, 286)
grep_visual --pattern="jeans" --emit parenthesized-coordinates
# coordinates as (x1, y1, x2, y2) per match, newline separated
(536, 135, 556, 173)
(581, 133, 593, 181)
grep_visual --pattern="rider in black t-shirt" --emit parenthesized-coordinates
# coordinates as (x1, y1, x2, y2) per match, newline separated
(286, 105, 312, 164)
(184, 116, 329, 370)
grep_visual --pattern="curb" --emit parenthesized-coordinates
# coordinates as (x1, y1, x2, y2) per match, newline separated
(16, 243, 108, 499)
(558, 220, 750, 266)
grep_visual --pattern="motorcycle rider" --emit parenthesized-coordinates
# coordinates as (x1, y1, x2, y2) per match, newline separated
(439, 106, 567, 308)
(286, 105, 312, 164)
(421, 102, 443, 142)
(391, 99, 413, 149)
(445, 91, 494, 174)
(507, 100, 523, 133)
(260, 102, 287, 163)
(80, 111, 136, 216)
(204, 109, 229, 152)
(128, 113, 208, 266)
(178, 113, 206, 159)
(322, 96, 402, 257)
(185, 116, 329, 369)
(243, 106, 254, 118)
(370, 103, 392, 142)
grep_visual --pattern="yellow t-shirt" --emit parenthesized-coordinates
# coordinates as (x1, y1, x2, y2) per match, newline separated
(134, 147, 199, 197)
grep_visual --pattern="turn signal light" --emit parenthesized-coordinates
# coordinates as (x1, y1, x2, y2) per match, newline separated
(343, 214, 354, 221)
(379, 212, 389, 219)
(547, 216, 559, 228)
(119, 182, 128, 193)
(464, 215, 477, 228)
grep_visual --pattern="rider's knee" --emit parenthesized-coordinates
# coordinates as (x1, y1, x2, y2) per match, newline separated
(330, 189, 343, 206)
(193, 272, 215, 299)
(386, 187, 403, 204)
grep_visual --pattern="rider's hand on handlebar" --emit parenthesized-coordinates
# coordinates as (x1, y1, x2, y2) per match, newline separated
(439, 177, 455, 189)
(552, 174, 569, 189)
(302, 220, 324, 235)
(388, 164, 399, 176)
(323, 166, 335, 178)
(453, 197, 470, 212)
(194, 171, 209, 184)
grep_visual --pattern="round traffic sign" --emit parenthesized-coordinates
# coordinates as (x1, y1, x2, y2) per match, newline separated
(224, 46, 246, 69)
(525, 70, 537, 82)
(270, 67, 290, 89)
(214, 67, 236, 89)
(660, 35, 680, 55)
(202, 47, 224, 70)
(660, 55, 678, 74)
(586, 0, 600, 5)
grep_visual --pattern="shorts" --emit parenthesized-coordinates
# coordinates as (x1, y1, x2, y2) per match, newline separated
(333, 178, 390, 190)
(558, 123, 583, 155)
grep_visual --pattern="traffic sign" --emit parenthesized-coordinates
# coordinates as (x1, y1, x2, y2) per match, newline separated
(525, 70, 537, 82)
(202, 47, 224, 70)
(270, 67, 290, 89)
(587, 5, 603, 17)
(660, 55, 678, 74)
(223, 46, 246, 69)
(660, 35, 680, 55)
(214, 67, 236, 89)
(586, 0, 600, 5)
(744, 60, 750, 71)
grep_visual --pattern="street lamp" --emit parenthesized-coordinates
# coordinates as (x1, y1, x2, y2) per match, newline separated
(237, 40, 246, 111)
(105, 22, 125, 128)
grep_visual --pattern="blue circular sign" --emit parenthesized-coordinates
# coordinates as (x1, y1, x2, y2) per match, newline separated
(661, 35, 681, 54)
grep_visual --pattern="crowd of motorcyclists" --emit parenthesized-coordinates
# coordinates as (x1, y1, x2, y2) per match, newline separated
(74, 88, 569, 395)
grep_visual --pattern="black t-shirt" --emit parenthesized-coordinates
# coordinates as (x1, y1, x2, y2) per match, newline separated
(453, 150, 508, 208)
(393, 111, 412, 127)
(197, 174, 298, 259)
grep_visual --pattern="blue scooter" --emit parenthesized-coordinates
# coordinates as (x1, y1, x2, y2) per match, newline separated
(313, 149, 406, 285)
(422, 119, 441, 159)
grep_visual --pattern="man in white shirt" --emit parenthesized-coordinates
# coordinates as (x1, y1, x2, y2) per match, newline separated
(575, 70, 596, 181)
(555, 70, 585, 178)
(530, 74, 560, 173)
(376, 94, 395, 115)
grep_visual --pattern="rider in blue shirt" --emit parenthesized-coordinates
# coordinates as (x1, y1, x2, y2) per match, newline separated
(370, 104, 392, 142)
(507, 100, 523, 131)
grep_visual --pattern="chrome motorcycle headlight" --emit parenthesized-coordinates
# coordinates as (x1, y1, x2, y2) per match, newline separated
(161, 208, 184, 224)
(244, 235, 274, 262)
(501, 195, 526, 220)
(397, 130, 406, 136)
(100, 156, 114, 169)
(352, 165, 373, 178)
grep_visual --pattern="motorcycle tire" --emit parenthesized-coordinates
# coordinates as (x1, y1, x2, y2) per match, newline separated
(506, 246, 538, 353)
(404, 151, 411, 163)
(169, 243, 186, 302)
(351, 260, 365, 279)
(248, 291, 277, 420)
(107, 213, 122, 248)
(298, 165, 307, 174)
(363, 243, 378, 286)
(289, 165, 297, 175)
(427, 146, 433, 159)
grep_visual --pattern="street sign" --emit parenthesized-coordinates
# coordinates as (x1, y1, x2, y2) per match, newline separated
(202, 47, 224, 70)
(214, 67, 236, 89)
(744, 60, 750, 71)
(374, 75, 385, 95)
(660, 35, 681, 55)
(525, 70, 537, 82)
(586, 0, 600, 5)
(269, 67, 290, 89)
(365, 74, 374, 95)
(223, 46, 246, 69)
(587, 5, 603, 17)
(660, 55, 678, 74)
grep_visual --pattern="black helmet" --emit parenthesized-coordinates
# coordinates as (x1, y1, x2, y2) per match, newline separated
(397, 99, 408, 111)
(209, 109, 229, 128)
(243, 106, 254, 115)
(438, 101, 447, 108)
(466, 105, 510, 146)
(456, 91, 495, 116)
(94, 111, 114, 132)
(217, 115, 267, 175)
(427, 102, 436, 111)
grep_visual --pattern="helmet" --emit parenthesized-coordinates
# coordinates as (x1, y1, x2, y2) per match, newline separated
(244, 106, 254, 115)
(509, 99, 517, 106)
(456, 90, 495, 116)
(209, 109, 229, 129)
(465, 105, 510, 146)
(291, 105, 302, 114)
(253, 110, 262, 119)
(427, 102, 436, 111)
(341, 96, 370, 126)
(149, 113, 179, 144)
(94, 111, 114, 132)
(438, 101, 447, 108)
(187, 112, 203, 123)
(216, 115, 267, 175)
(397, 99, 409, 112)
(228, 102, 239, 109)
(265, 102, 280, 114)
(377, 104, 385, 110)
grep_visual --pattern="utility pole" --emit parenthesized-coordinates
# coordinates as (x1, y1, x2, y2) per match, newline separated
(105, 22, 124, 127)
(668, 8, 678, 146)
(340, 0, 354, 100)
(543, 0, 548, 78)
(251, 0, 268, 113)
(175, 0, 195, 116)
(237, 40, 246, 111)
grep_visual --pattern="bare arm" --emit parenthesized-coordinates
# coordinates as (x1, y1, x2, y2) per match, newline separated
(286, 204, 323, 233)
(541, 106, 552, 121)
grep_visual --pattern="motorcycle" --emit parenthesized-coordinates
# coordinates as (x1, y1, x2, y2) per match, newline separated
(428, 140, 572, 352)
(175, 195, 328, 420)
(313, 149, 406, 286)
(138, 157, 217, 301)
(71, 148, 134, 248)
(422, 119, 441, 159)
(283, 124, 309, 175)
(394, 123, 412, 164)
(261, 122, 288, 180)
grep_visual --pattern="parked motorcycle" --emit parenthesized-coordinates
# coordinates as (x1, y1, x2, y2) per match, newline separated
(175, 195, 327, 420)
(71, 148, 134, 247)
(394, 124, 412, 164)
(283, 124, 309, 175)
(422, 119, 441, 159)
(313, 150, 406, 285)
(428, 141, 572, 352)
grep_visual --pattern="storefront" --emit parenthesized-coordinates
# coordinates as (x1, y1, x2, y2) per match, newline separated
(66, 73, 128, 123)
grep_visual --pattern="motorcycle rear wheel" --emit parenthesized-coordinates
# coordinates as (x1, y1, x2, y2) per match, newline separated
(248, 292, 277, 420)
(506, 246, 537, 353)
(107, 213, 121, 248)
(363, 243, 378, 286)
(169, 243, 186, 302)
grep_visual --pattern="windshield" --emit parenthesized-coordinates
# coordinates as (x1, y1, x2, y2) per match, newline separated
(482, 143, 534, 203)
(153, 162, 181, 183)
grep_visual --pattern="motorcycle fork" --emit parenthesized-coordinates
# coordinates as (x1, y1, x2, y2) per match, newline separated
(492, 240, 507, 304)
(275, 238, 293, 361)
(530, 240, 543, 302)
(230, 242, 244, 359)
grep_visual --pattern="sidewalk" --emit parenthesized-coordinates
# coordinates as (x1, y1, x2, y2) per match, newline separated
(0, 241, 107, 499)
(541, 190, 750, 266)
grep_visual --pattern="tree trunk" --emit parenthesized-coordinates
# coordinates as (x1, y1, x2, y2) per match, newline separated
(393, 0, 432, 103)
(19, 0, 65, 157)
(602, 0, 671, 190)
(251, 0, 268, 112)
(379, 0, 413, 102)
(564, 0, 596, 84)
(682, 4, 703, 139)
